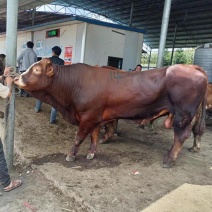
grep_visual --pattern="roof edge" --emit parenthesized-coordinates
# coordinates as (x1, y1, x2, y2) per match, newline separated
(18, 15, 145, 34)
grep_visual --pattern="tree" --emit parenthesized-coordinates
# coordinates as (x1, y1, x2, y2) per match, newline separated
(184, 48, 195, 64)
(173, 49, 187, 64)
(163, 49, 171, 66)
(140, 48, 194, 69)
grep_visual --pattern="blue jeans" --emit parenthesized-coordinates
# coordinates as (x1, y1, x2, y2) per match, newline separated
(0, 138, 11, 188)
(35, 100, 57, 123)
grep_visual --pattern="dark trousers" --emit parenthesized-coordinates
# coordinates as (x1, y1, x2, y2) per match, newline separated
(0, 138, 11, 188)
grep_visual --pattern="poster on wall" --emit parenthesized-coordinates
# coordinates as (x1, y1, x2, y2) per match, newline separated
(22, 42, 27, 50)
(36, 40, 44, 57)
(64, 46, 73, 65)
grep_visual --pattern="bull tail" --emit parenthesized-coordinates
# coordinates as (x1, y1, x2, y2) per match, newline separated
(194, 65, 208, 135)
(198, 83, 208, 135)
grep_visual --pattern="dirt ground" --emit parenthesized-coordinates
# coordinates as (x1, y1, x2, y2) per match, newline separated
(0, 96, 212, 212)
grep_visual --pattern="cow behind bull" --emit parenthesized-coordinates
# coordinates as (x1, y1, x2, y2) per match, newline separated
(14, 59, 208, 168)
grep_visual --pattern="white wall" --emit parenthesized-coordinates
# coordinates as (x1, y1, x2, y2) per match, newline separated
(84, 24, 125, 66)
(59, 24, 77, 62)
(84, 24, 143, 70)
(0, 32, 31, 56)
(123, 31, 143, 71)
(33, 24, 78, 61)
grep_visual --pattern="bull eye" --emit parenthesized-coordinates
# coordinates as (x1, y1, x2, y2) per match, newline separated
(34, 68, 41, 74)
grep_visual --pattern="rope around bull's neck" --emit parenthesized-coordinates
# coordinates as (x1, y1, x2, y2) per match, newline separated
(3, 66, 21, 105)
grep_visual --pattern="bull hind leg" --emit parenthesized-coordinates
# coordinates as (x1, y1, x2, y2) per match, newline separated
(99, 123, 110, 144)
(99, 120, 118, 144)
(112, 119, 119, 136)
(189, 135, 201, 153)
(162, 112, 193, 168)
(188, 122, 204, 153)
(188, 108, 205, 153)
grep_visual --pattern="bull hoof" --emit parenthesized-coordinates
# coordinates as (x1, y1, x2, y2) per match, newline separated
(87, 153, 95, 160)
(99, 139, 107, 144)
(66, 155, 76, 162)
(139, 124, 145, 129)
(188, 147, 200, 153)
(161, 161, 175, 168)
(162, 155, 175, 168)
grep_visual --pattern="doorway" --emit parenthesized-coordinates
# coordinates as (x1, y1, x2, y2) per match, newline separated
(107, 56, 123, 69)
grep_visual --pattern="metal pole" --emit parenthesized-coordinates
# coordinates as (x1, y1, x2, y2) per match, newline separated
(129, 2, 134, 26)
(32, 8, 36, 26)
(31, 8, 36, 42)
(156, 0, 172, 68)
(80, 23, 87, 63)
(170, 23, 178, 65)
(4, 0, 19, 170)
(147, 49, 152, 70)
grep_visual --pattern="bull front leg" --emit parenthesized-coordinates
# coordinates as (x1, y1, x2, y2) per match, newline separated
(66, 133, 85, 162)
(66, 121, 101, 161)
(66, 122, 94, 161)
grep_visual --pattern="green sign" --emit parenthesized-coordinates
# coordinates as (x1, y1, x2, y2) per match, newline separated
(47, 29, 59, 37)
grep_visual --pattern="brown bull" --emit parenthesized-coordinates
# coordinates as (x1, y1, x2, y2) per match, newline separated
(100, 66, 211, 154)
(14, 59, 207, 168)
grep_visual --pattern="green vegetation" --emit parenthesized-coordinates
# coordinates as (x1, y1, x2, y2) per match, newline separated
(141, 48, 195, 69)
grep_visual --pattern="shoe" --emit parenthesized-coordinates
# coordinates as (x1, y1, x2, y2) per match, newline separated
(3, 180, 22, 192)
(50, 119, 56, 124)
(35, 108, 40, 113)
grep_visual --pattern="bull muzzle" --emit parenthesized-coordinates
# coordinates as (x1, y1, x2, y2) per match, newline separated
(14, 75, 26, 88)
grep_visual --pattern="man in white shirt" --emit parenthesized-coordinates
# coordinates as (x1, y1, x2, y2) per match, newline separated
(17, 41, 37, 97)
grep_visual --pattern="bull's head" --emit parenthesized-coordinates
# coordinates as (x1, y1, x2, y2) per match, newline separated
(14, 58, 54, 91)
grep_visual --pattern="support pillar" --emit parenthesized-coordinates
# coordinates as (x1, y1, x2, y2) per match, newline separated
(4, 0, 19, 170)
(156, 0, 172, 68)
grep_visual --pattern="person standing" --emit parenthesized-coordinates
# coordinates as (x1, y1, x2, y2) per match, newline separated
(35, 46, 64, 124)
(0, 54, 6, 76)
(0, 67, 22, 192)
(0, 54, 6, 118)
(132, 64, 142, 72)
(17, 41, 37, 97)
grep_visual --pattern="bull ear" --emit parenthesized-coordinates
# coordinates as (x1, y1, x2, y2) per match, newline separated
(46, 60, 54, 77)
(46, 67, 54, 77)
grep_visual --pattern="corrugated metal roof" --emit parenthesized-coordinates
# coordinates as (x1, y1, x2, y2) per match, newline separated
(50, 0, 212, 49)
(1, 0, 212, 49)
(20, 15, 146, 34)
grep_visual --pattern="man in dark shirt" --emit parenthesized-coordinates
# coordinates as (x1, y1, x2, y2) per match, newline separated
(49, 46, 65, 65)
(35, 46, 64, 124)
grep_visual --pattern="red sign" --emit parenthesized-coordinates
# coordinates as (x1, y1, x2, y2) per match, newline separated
(64, 46, 72, 65)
